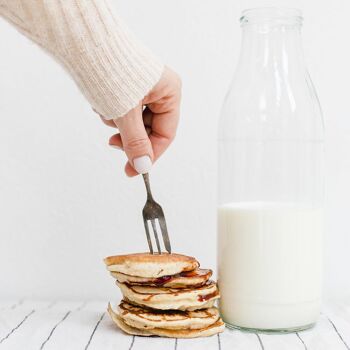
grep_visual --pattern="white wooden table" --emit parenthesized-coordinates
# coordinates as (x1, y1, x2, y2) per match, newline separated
(0, 300, 349, 350)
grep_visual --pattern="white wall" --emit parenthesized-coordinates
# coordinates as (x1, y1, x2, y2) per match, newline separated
(0, 0, 349, 301)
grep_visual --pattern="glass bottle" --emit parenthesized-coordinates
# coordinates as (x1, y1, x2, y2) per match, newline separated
(217, 8, 324, 332)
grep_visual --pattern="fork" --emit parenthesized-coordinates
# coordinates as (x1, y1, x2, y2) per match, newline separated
(142, 173, 171, 254)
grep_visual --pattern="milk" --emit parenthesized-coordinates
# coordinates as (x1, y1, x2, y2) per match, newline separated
(217, 202, 323, 330)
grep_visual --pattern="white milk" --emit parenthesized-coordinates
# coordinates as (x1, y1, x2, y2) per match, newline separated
(217, 202, 323, 330)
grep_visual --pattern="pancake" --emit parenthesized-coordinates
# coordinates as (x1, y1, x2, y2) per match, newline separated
(117, 280, 220, 311)
(117, 300, 220, 330)
(108, 303, 225, 338)
(104, 253, 199, 278)
(110, 268, 212, 288)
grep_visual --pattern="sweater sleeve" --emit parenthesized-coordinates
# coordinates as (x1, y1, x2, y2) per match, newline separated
(0, 0, 164, 119)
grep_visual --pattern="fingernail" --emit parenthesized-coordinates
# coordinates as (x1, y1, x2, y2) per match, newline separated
(110, 145, 122, 150)
(133, 156, 152, 174)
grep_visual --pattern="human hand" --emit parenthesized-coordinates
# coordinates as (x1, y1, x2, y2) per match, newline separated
(102, 67, 181, 176)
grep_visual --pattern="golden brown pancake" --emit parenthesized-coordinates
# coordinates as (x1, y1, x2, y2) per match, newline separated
(110, 268, 212, 288)
(117, 300, 220, 330)
(104, 253, 199, 278)
(117, 280, 220, 311)
(108, 303, 225, 338)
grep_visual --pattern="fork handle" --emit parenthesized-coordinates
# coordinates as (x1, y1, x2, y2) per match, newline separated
(142, 173, 153, 200)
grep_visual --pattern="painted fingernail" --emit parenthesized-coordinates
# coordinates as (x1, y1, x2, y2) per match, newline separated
(110, 145, 122, 150)
(133, 156, 152, 174)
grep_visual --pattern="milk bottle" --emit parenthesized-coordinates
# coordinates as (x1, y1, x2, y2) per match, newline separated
(218, 8, 324, 332)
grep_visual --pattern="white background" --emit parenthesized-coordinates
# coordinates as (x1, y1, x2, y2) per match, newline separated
(0, 0, 348, 301)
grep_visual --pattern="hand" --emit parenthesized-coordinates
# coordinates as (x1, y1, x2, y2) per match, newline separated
(102, 67, 181, 176)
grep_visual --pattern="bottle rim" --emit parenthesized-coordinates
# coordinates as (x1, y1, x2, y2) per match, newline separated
(240, 7, 303, 26)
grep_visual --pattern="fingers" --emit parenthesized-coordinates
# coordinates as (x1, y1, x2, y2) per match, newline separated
(149, 109, 179, 160)
(145, 80, 181, 160)
(99, 115, 118, 128)
(109, 133, 123, 149)
(106, 67, 181, 177)
(124, 161, 139, 177)
(142, 69, 181, 161)
(113, 104, 154, 175)
(109, 109, 178, 176)
(108, 133, 143, 176)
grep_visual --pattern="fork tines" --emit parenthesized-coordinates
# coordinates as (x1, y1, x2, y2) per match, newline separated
(142, 174, 171, 255)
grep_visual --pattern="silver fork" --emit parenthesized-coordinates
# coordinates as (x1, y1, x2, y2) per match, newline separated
(142, 173, 171, 254)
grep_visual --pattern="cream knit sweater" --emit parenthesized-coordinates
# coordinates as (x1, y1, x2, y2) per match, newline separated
(0, 0, 164, 119)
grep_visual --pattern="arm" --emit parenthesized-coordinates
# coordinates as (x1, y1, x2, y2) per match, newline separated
(0, 0, 163, 119)
(0, 0, 181, 175)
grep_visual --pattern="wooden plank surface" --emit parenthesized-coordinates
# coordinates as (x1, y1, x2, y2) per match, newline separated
(176, 332, 218, 350)
(220, 327, 262, 350)
(43, 301, 105, 350)
(0, 300, 349, 350)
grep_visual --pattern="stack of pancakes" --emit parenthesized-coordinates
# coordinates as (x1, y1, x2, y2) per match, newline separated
(104, 253, 224, 338)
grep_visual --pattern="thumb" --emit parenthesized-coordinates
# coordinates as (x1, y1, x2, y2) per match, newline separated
(113, 105, 153, 174)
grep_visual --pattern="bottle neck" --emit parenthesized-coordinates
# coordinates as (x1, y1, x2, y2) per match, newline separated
(237, 23, 305, 74)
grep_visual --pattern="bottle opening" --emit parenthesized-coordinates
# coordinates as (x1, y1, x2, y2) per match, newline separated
(240, 7, 303, 26)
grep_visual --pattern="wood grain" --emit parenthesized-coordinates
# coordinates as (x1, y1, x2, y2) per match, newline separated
(0, 300, 348, 350)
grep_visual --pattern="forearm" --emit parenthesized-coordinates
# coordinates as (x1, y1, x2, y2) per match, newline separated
(0, 0, 163, 119)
